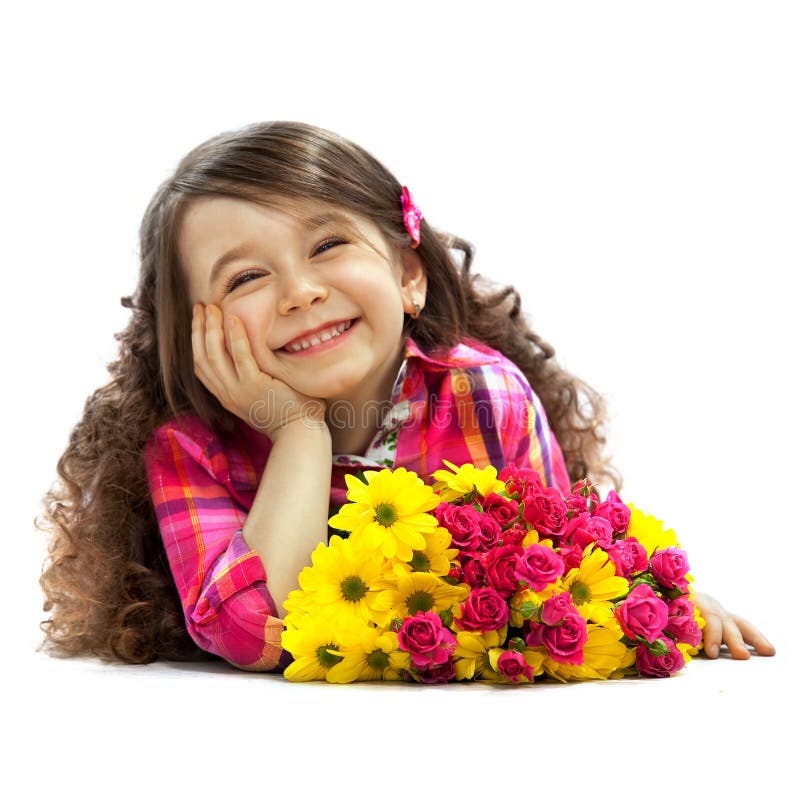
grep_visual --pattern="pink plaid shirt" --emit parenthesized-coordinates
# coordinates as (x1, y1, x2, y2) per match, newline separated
(144, 335, 571, 671)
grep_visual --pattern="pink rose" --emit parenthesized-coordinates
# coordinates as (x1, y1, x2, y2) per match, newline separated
(540, 591, 575, 626)
(457, 586, 509, 632)
(496, 650, 534, 683)
(529, 611, 588, 664)
(570, 479, 599, 505)
(397, 611, 457, 669)
(650, 547, 690, 590)
(636, 639, 686, 677)
(434, 503, 482, 554)
(484, 544, 523, 597)
(613, 584, 669, 643)
(522, 487, 568, 539)
(592, 490, 631, 533)
(499, 464, 544, 498)
(515, 543, 565, 592)
(564, 491, 588, 515)
(607, 537, 649, 578)
(483, 492, 520, 529)
(566, 513, 613, 551)
(665, 597, 702, 647)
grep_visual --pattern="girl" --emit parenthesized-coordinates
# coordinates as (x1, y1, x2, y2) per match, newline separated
(36, 120, 774, 672)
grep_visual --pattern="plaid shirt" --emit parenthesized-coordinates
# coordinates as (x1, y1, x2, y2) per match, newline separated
(143, 335, 571, 671)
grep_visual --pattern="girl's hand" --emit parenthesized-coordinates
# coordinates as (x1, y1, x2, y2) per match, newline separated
(192, 304, 327, 441)
(693, 591, 776, 660)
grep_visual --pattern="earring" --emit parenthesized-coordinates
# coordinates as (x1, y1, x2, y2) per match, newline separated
(411, 302, 421, 320)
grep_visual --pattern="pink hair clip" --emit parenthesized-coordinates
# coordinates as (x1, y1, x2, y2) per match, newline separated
(400, 185, 422, 249)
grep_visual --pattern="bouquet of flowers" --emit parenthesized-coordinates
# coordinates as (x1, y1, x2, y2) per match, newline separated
(280, 461, 705, 684)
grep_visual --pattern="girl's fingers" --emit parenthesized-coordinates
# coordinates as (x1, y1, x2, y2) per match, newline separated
(204, 306, 239, 386)
(721, 616, 750, 660)
(227, 315, 259, 381)
(702, 610, 723, 658)
(192, 305, 215, 387)
(731, 615, 777, 656)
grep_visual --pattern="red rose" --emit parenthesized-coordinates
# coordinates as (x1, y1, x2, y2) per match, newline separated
(558, 542, 584, 571)
(416, 659, 456, 684)
(592, 490, 631, 534)
(496, 650, 534, 683)
(499, 464, 544, 498)
(614, 584, 669, 643)
(484, 544, 523, 597)
(462, 556, 488, 588)
(434, 502, 482, 554)
(636, 639, 686, 677)
(475, 514, 502, 552)
(501, 524, 527, 547)
(457, 586, 509, 632)
(515, 543, 565, 592)
(650, 547, 690, 591)
(522, 487, 568, 539)
(483, 492, 520, 529)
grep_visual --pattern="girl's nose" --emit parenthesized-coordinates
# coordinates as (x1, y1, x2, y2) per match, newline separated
(278, 272, 329, 314)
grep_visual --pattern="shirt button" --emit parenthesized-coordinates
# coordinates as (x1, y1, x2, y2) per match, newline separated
(196, 598, 210, 615)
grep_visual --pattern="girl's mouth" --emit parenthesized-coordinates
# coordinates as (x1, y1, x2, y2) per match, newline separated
(278, 317, 360, 356)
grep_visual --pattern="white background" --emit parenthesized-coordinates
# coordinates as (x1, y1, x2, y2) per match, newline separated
(4, 1, 798, 796)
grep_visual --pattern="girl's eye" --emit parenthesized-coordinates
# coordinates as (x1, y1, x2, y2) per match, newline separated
(224, 269, 263, 294)
(223, 237, 347, 294)
(314, 236, 347, 256)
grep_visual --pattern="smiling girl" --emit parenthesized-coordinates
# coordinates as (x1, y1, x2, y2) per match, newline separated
(37, 120, 774, 671)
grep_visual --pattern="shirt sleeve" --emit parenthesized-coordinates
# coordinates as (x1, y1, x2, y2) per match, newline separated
(143, 424, 290, 672)
(502, 369, 573, 496)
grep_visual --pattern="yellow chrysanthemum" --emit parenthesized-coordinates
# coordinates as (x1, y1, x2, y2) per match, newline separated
(395, 526, 458, 577)
(562, 544, 630, 624)
(282, 615, 358, 682)
(541, 621, 635, 682)
(373, 566, 470, 626)
(284, 535, 386, 626)
(453, 628, 507, 680)
(430, 459, 506, 502)
(325, 621, 410, 683)
(328, 468, 440, 561)
(626, 504, 680, 558)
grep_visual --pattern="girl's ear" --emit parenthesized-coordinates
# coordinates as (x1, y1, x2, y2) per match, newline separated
(399, 248, 427, 310)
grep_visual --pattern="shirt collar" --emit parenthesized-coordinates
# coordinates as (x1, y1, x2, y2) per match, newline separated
(402, 333, 503, 371)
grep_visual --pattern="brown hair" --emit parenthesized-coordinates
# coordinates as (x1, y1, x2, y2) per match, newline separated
(36, 120, 622, 665)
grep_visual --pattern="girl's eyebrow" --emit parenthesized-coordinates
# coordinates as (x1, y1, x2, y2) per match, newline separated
(207, 211, 356, 288)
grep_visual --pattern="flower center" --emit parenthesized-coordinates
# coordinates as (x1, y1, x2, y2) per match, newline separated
(406, 590, 435, 615)
(316, 644, 344, 669)
(569, 580, 592, 606)
(366, 649, 390, 671)
(374, 502, 399, 527)
(409, 551, 431, 572)
(340, 575, 368, 602)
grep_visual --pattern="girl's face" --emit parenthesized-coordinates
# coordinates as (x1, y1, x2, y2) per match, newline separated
(178, 195, 426, 403)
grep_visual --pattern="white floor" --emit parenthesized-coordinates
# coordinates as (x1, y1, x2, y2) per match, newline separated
(7, 639, 795, 798)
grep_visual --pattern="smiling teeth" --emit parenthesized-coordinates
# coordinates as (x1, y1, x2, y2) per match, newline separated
(285, 320, 353, 352)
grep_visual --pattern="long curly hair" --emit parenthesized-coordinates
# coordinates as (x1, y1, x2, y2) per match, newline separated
(36, 120, 622, 666)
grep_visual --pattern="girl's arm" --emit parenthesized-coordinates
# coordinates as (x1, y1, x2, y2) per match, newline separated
(145, 416, 331, 671)
(241, 420, 332, 615)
